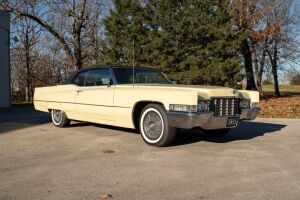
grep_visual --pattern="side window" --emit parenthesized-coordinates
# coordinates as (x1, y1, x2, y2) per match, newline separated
(73, 71, 87, 86)
(84, 68, 111, 86)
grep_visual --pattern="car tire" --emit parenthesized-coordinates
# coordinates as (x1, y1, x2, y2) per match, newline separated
(139, 104, 176, 147)
(203, 128, 231, 135)
(51, 109, 70, 128)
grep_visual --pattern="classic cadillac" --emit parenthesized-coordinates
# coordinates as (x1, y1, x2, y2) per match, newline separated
(34, 65, 260, 146)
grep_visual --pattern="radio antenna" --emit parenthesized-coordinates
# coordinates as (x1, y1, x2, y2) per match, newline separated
(132, 38, 135, 87)
(131, 1, 135, 87)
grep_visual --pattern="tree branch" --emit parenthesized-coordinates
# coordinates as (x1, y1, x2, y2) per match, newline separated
(4, 3, 75, 61)
(19, 12, 74, 60)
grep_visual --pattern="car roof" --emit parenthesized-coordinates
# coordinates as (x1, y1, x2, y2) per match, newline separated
(81, 65, 156, 71)
(63, 65, 159, 84)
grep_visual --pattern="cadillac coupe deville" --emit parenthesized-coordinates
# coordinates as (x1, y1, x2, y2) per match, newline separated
(34, 65, 260, 146)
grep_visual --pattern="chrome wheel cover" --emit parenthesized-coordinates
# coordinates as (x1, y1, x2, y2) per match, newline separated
(52, 110, 62, 124)
(143, 111, 163, 140)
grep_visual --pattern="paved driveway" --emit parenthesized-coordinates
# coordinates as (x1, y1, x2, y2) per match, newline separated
(0, 106, 299, 200)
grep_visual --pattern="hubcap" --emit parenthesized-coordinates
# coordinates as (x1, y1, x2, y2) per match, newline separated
(52, 110, 62, 123)
(143, 111, 163, 140)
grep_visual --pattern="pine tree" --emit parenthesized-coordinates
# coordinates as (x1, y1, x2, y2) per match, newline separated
(103, 0, 151, 65)
(103, 0, 243, 87)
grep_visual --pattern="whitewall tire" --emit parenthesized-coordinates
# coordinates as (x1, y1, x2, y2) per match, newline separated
(139, 104, 176, 147)
(51, 109, 70, 128)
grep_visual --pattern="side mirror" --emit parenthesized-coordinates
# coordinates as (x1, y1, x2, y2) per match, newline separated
(102, 78, 111, 86)
(171, 79, 177, 84)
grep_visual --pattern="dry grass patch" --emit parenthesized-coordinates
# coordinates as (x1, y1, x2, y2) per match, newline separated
(262, 85, 300, 96)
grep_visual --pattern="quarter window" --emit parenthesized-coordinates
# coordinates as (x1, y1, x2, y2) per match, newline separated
(73, 71, 87, 86)
(84, 68, 111, 86)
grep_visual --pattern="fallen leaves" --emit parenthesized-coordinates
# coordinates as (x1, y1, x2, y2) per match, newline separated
(102, 149, 114, 154)
(97, 194, 113, 199)
(258, 96, 300, 118)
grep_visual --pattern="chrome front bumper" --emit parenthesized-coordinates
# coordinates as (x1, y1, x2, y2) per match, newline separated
(167, 107, 260, 130)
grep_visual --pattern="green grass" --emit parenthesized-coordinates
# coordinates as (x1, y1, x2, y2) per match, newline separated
(262, 85, 300, 96)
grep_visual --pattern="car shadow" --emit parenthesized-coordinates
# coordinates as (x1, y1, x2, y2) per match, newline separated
(69, 121, 139, 134)
(172, 121, 286, 146)
(69, 120, 286, 146)
(0, 106, 286, 146)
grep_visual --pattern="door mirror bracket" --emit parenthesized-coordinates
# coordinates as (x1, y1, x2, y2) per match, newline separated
(102, 78, 111, 87)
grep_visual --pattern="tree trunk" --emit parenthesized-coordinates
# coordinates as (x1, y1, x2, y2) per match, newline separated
(25, 52, 31, 102)
(74, 48, 82, 70)
(25, 33, 32, 103)
(272, 60, 280, 97)
(267, 48, 280, 97)
(256, 73, 263, 95)
(73, 22, 82, 70)
(73, 19, 83, 70)
(253, 51, 263, 94)
(256, 49, 266, 96)
(72, 0, 87, 70)
(241, 39, 257, 90)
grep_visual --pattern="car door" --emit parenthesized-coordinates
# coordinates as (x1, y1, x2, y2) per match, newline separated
(74, 68, 115, 122)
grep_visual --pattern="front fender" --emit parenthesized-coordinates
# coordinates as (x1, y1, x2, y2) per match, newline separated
(237, 90, 260, 104)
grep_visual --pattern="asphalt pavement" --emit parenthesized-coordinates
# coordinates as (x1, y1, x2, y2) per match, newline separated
(0, 106, 299, 200)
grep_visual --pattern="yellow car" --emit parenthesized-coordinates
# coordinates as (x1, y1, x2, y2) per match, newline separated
(34, 65, 260, 146)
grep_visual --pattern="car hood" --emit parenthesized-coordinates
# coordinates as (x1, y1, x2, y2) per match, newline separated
(122, 84, 239, 98)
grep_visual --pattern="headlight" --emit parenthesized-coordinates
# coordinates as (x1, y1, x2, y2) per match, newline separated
(239, 99, 250, 109)
(198, 100, 210, 112)
(251, 102, 260, 108)
(169, 104, 198, 113)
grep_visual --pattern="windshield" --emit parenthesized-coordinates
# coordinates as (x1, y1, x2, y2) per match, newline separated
(113, 68, 172, 84)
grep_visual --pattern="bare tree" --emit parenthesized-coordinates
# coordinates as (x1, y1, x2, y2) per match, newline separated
(9, 3, 41, 102)
(232, 0, 298, 96)
(253, 38, 268, 94)
(22, 17, 41, 102)
(264, 0, 297, 96)
(232, 0, 259, 91)
(82, 1, 106, 66)
(2, 0, 104, 70)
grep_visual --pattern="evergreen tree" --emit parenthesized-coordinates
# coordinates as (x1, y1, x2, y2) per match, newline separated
(103, 0, 151, 65)
(103, 0, 243, 86)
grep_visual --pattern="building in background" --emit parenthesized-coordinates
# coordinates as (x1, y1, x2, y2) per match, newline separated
(0, 10, 10, 108)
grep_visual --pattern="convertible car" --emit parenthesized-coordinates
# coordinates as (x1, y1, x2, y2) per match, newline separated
(34, 65, 260, 146)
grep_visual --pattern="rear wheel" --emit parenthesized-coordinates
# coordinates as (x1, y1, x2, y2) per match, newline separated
(139, 104, 176, 147)
(51, 109, 70, 128)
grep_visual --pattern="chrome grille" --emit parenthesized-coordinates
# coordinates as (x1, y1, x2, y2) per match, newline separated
(210, 97, 239, 116)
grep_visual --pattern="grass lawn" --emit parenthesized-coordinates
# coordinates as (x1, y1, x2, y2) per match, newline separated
(262, 85, 300, 96)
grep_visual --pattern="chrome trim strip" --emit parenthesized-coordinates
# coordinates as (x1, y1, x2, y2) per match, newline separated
(34, 100, 130, 109)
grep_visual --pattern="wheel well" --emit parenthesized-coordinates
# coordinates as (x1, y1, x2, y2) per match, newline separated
(132, 101, 165, 130)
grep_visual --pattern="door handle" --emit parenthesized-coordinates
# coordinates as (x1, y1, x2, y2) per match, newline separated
(76, 90, 83, 93)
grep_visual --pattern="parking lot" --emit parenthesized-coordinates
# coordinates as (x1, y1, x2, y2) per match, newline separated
(0, 106, 300, 200)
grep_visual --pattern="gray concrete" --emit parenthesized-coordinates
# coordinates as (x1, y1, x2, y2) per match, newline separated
(0, 10, 10, 108)
(0, 107, 300, 200)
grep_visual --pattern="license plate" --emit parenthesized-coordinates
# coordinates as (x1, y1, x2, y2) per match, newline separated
(227, 117, 238, 127)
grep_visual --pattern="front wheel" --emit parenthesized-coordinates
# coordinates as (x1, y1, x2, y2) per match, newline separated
(51, 109, 70, 128)
(139, 104, 176, 147)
